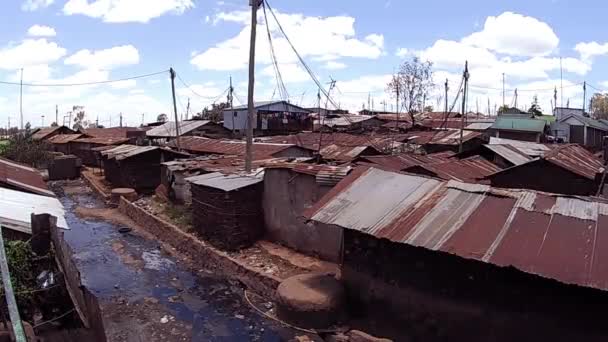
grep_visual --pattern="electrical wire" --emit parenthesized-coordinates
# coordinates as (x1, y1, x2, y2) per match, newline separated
(175, 72, 228, 101)
(0, 70, 169, 87)
(33, 308, 76, 329)
(262, 1, 289, 101)
(469, 82, 584, 93)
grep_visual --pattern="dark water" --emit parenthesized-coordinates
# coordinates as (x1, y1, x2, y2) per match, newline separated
(58, 189, 295, 341)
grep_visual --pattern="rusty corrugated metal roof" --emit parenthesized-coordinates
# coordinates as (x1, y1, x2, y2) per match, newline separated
(357, 152, 455, 171)
(320, 144, 379, 162)
(146, 120, 212, 138)
(46, 134, 84, 144)
(404, 156, 500, 182)
(73, 137, 130, 145)
(0, 157, 54, 197)
(306, 166, 608, 291)
(483, 144, 532, 166)
(543, 144, 605, 180)
(261, 132, 406, 151)
(101, 145, 185, 161)
(404, 129, 483, 146)
(186, 170, 264, 191)
(175, 136, 312, 160)
(82, 127, 143, 139)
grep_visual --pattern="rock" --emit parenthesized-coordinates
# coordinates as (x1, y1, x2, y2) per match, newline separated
(160, 315, 169, 324)
(276, 273, 345, 329)
(347, 330, 393, 342)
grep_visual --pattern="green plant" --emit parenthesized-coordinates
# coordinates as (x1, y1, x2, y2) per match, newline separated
(0, 134, 52, 167)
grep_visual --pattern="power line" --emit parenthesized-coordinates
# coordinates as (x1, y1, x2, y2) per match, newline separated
(262, 1, 289, 100)
(0, 70, 169, 87)
(469, 82, 584, 93)
(174, 72, 229, 100)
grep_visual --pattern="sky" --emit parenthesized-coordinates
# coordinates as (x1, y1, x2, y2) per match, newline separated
(1, 0, 608, 127)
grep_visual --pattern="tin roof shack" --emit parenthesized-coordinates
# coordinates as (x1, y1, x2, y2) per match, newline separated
(46, 134, 84, 155)
(486, 144, 605, 196)
(146, 120, 231, 142)
(0, 157, 54, 197)
(552, 114, 608, 148)
(223, 101, 312, 134)
(48, 154, 82, 181)
(402, 155, 500, 183)
(187, 171, 265, 250)
(100, 145, 187, 193)
(262, 164, 351, 262)
(31, 125, 75, 141)
(305, 166, 608, 341)
(69, 137, 130, 166)
(314, 114, 385, 132)
(489, 115, 547, 142)
(82, 127, 146, 144)
(404, 129, 486, 153)
(175, 136, 314, 160)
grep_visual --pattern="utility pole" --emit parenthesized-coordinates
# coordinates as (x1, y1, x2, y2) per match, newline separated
(444, 79, 448, 115)
(119, 112, 123, 127)
(186, 98, 191, 120)
(169, 67, 181, 151)
(229, 76, 235, 135)
(583, 81, 587, 114)
(560, 57, 564, 108)
(19, 68, 23, 131)
(41, 115, 44, 127)
(55, 105, 58, 126)
(96, 116, 99, 127)
(476, 98, 479, 118)
(502, 72, 505, 109)
(422, 93, 426, 113)
(245, 0, 262, 172)
(395, 79, 400, 128)
(367, 93, 371, 111)
(141, 113, 144, 126)
(487, 98, 490, 117)
(459, 61, 469, 153)
(317, 79, 336, 160)
(514, 88, 518, 109)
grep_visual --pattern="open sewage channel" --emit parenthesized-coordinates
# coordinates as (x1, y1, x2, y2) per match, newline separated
(52, 180, 299, 341)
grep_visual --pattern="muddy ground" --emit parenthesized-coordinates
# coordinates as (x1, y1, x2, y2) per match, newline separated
(53, 180, 312, 342)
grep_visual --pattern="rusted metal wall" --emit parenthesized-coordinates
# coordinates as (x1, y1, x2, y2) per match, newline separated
(342, 228, 608, 342)
(570, 125, 585, 145)
(48, 155, 81, 180)
(190, 182, 264, 251)
(262, 168, 341, 262)
(103, 151, 166, 193)
(489, 159, 598, 195)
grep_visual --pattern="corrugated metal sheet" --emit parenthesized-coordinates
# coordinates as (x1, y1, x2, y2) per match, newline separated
(175, 136, 310, 160)
(465, 122, 494, 131)
(46, 134, 83, 144)
(320, 144, 377, 162)
(405, 156, 500, 182)
(404, 130, 482, 146)
(0, 157, 54, 197)
(31, 126, 63, 140)
(543, 144, 605, 180)
(491, 116, 547, 133)
(306, 166, 608, 291)
(359, 152, 455, 170)
(261, 132, 406, 151)
(186, 170, 264, 191)
(82, 127, 144, 139)
(146, 120, 212, 138)
(489, 137, 552, 157)
(0, 187, 68, 234)
(100, 145, 168, 161)
(315, 115, 375, 128)
(73, 137, 130, 145)
(483, 144, 532, 166)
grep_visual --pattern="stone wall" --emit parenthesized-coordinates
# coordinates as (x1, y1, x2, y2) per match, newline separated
(118, 197, 281, 299)
(262, 168, 342, 262)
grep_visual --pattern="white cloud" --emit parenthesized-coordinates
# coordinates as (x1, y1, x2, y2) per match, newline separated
(395, 48, 409, 58)
(462, 12, 559, 57)
(323, 61, 347, 70)
(22, 0, 53, 11)
(27, 25, 57, 37)
(419, 39, 498, 70)
(574, 41, 608, 61)
(63, 0, 194, 23)
(262, 63, 309, 83)
(65, 45, 140, 69)
(192, 9, 384, 71)
(110, 79, 137, 89)
(0, 39, 66, 70)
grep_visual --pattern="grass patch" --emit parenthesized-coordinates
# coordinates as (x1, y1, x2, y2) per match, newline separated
(164, 204, 193, 232)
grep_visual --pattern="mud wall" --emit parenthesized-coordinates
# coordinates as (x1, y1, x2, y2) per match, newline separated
(343, 228, 608, 342)
(262, 168, 342, 262)
(118, 197, 281, 299)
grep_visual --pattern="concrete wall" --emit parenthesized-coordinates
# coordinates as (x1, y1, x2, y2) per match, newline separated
(262, 168, 342, 262)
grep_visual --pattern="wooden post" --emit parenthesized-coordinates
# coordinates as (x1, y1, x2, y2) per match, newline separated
(0, 227, 27, 342)
(170, 68, 181, 151)
(459, 61, 469, 153)
(245, 0, 262, 172)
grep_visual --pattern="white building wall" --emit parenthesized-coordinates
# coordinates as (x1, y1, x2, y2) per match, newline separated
(223, 110, 257, 131)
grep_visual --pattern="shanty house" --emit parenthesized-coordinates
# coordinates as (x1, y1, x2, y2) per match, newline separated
(146, 120, 230, 141)
(100, 145, 186, 192)
(305, 166, 608, 341)
(489, 116, 547, 142)
(31, 126, 75, 141)
(187, 171, 265, 250)
(486, 144, 605, 196)
(223, 101, 312, 134)
(314, 114, 385, 132)
(0, 157, 55, 197)
(551, 114, 608, 148)
(46, 134, 84, 155)
(69, 137, 131, 166)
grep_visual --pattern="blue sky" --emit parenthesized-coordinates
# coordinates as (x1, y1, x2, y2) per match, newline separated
(1, 0, 607, 127)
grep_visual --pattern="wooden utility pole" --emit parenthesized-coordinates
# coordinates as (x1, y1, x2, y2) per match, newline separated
(96, 116, 99, 127)
(444, 79, 448, 115)
(41, 115, 45, 127)
(229, 76, 235, 135)
(514, 89, 518, 109)
(459, 61, 469, 153)
(186, 98, 191, 120)
(119, 113, 123, 127)
(583, 81, 587, 114)
(169, 67, 181, 151)
(19, 68, 23, 131)
(502, 72, 505, 109)
(245, 0, 262, 172)
(55, 105, 58, 126)
(395, 80, 400, 128)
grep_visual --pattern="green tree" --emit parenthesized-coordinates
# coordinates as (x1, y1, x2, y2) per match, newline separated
(590, 93, 608, 119)
(528, 95, 542, 116)
(71, 105, 87, 130)
(387, 57, 434, 125)
(157, 113, 168, 122)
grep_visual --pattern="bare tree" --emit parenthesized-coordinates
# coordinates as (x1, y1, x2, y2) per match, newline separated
(157, 113, 168, 122)
(387, 57, 434, 125)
